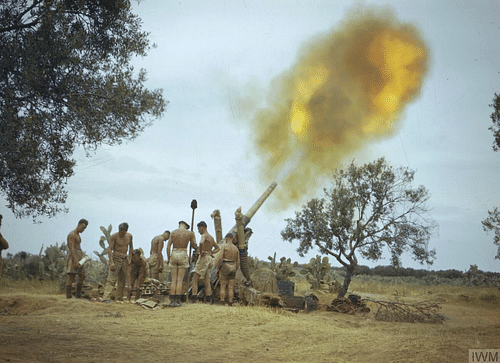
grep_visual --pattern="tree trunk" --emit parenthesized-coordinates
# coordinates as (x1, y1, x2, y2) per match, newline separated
(337, 264, 355, 298)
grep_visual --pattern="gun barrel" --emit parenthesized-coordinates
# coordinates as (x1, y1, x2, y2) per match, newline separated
(227, 181, 277, 236)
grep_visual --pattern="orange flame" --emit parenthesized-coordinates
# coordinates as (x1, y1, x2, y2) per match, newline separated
(247, 7, 429, 207)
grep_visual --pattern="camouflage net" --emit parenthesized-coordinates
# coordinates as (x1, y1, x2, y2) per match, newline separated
(366, 298, 445, 324)
(250, 267, 278, 294)
(258, 293, 284, 307)
(327, 297, 369, 314)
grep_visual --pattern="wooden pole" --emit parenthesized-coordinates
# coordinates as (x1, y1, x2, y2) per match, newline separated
(187, 199, 197, 291)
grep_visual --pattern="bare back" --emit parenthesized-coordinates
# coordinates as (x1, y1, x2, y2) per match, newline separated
(200, 232, 216, 253)
(150, 235, 163, 255)
(221, 243, 239, 263)
(169, 228, 196, 250)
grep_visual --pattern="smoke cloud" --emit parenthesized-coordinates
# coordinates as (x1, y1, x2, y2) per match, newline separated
(247, 6, 429, 208)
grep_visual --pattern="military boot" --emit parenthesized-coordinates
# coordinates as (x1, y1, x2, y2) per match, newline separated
(175, 296, 182, 307)
(169, 295, 176, 307)
(66, 285, 73, 299)
(76, 283, 83, 298)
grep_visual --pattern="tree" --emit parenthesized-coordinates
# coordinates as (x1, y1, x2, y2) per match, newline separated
(483, 93, 500, 261)
(482, 208, 500, 261)
(281, 158, 438, 298)
(0, 0, 166, 219)
(488, 93, 500, 152)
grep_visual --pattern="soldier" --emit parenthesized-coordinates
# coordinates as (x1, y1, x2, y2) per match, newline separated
(217, 233, 240, 306)
(0, 215, 10, 279)
(102, 222, 133, 302)
(127, 249, 148, 302)
(191, 221, 220, 303)
(149, 230, 170, 280)
(166, 221, 197, 307)
(65, 219, 88, 298)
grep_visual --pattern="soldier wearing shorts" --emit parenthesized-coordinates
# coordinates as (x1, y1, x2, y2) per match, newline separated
(127, 249, 148, 302)
(102, 222, 133, 302)
(65, 219, 88, 298)
(217, 233, 240, 306)
(191, 221, 220, 302)
(149, 231, 169, 280)
(166, 221, 197, 307)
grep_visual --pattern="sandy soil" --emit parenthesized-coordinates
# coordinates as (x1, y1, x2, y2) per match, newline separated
(0, 292, 499, 363)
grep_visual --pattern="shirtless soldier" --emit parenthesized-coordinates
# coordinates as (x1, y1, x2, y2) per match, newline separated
(217, 233, 240, 306)
(102, 222, 133, 302)
(149, 230, 170, 280)
(127, 249, 148, 302)
(191, 221, 220, 303)
(65, 219, 88, 298)
(0, 215, 10, 279)
(166, 221, 197, 307)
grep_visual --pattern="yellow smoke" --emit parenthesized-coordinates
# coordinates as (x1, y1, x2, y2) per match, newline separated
(250, 6, 429, 207)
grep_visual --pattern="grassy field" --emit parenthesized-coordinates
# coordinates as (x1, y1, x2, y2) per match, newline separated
(1, 276, 499, 362)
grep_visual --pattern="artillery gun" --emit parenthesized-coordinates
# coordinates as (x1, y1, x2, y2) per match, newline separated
(214, 181, 277, 282)
(190, 181, 279, 304)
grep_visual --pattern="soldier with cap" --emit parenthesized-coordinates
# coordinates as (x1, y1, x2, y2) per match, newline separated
(102, 222, 133, 302)
(149, 230, 169, 280)
(127, 249, 148, 302)
(166, 221, 197, 306)
(217, 233, 240, 306)
(0, 215, 10, 279)
(65, 219, 88, 298)
(191, 221, 220, 303)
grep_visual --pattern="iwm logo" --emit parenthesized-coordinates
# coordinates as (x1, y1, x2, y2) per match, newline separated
(470, 350, 500, 362)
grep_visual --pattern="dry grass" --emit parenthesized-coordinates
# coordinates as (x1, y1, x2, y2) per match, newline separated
(1, 279, 499, 362)
(0, 278, 61, 295)
(348, 278, 500, 307)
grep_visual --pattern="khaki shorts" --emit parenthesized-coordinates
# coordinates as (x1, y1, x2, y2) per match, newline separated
(219, 261, 237, 283)
(194, 254, 213, 278)
(66, 249, 85, 275)
(149, 254, 161, 274)
(169, 249, 189, 269)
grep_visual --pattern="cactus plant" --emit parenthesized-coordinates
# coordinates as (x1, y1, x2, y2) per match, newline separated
(300, 255, 332, 290)
(247, 255, 262, 275)
(268, 252, 277, 271)
(268, 253, 298, 281)
(93, 224, 112, 264)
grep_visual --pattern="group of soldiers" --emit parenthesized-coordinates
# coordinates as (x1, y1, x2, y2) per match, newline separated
(65, 218, 241, 306)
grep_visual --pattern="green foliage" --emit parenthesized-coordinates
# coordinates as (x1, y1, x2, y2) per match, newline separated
(268, 252, 298, 281)
(299, 255, 331, 289)
(482, 207, 500, 260)
(0, 0, 166, 219)
(489, 93, 500, 152)
(353, 265, 465, 279)
(282, 158, 438, 297)
(3, 242, 67, 280)
(483, 93, 500, 261)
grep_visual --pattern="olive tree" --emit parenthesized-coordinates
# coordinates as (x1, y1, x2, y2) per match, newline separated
(488, 93, 500, 152)
(482, 93, 500, 260)
(281, 158, 438, 298)
(0, 0, 166, 219)
(481, 208, 500, 261)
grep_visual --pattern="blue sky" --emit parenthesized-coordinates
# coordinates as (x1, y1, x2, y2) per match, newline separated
(1, 0, 499, 272)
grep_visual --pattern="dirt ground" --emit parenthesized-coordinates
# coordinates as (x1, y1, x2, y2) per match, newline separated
(0, 290, 499, 363)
